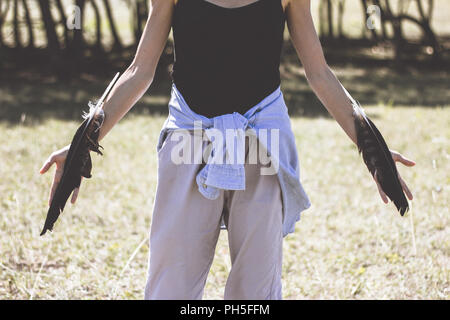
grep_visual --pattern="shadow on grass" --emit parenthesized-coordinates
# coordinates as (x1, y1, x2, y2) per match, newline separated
(1, 41, 449, 125)
(281, 65, 450, 117)
(2, 67, 447, 125)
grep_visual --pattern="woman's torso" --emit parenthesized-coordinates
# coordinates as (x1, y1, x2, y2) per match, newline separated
(171, 0, 286, 118)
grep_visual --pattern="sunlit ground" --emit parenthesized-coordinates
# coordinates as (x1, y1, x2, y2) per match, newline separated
(0, 100, 448, 299)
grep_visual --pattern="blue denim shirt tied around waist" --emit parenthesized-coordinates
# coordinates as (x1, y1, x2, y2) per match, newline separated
(157, 83, 311, 237)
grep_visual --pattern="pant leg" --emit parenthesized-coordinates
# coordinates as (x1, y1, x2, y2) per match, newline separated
(223, 153, 284, 300)
(144, 130, 224, 300)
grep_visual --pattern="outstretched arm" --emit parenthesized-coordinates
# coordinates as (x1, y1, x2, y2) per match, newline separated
(285, 0, 415, 202)
(40, 0, 174, 204)
(97, 0, 174, 141)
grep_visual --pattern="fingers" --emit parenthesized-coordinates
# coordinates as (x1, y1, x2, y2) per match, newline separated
(390, 151, 414, 200)
(48, 168, 63, 206)
(373, 171, 389, 204)
(376, 183, 389, 204)
(391, 151, 416, 167)
(40, 155, 55, 174)
(71, 188, 79, 204)
(398, 174, 413, 200)
(70, 178, 82, 204)
(48, 172, 82, 206)
(398, 155, 416, 167)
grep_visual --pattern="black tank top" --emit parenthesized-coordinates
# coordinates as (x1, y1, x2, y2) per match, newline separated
(171, 0, 286, 118)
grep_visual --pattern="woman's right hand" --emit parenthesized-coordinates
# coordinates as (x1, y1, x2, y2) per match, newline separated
(39, 145, 81, 206)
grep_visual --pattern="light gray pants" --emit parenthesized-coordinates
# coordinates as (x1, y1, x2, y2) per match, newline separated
(144, 130, 283, 300)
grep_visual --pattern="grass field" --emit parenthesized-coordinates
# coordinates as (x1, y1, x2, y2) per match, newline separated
(0, 95, 448, 299)
(0, 0, 449, 300)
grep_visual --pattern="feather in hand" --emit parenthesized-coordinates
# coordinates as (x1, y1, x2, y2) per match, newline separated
(40, 73, 120, 235)
(352, 100, 409, 215)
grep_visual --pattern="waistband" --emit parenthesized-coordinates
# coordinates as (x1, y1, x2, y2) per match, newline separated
(164, 83, 287, 200)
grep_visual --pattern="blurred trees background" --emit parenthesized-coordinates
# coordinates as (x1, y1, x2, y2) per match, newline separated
(0, 0, 148, 51)
(319, 0, 441, 60)
(0, 0, 448, 78)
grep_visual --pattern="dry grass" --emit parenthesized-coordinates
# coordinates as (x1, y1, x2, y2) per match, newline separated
(0, 102, 448, 299)
(1, 0, 449, 301)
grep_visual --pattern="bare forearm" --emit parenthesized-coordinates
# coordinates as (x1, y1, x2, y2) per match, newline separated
(286, 0, 357, 145)
(95, 0, 173, 142)
(285, 0, 415, 205)
(98, 65, 153, 142)
(307, 66, 357, 145)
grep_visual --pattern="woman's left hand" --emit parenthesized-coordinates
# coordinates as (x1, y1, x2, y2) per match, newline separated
(374, 150, 416, 203)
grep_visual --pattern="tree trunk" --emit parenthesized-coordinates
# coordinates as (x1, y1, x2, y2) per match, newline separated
(373, 0, 388, 40)
(337, 0, 345, 38)
(326, 0, 334, 39)
(0, 0, 5, 46)
(37, 0, 60, 51)
(319, 0, 325, 37)
(102, 0, 122, 50)
(55, 0, 70, 49)
(22, 0, 34, 48)
(90, 0, 103, 51)
(134, 0, 148, 44)
(13, 0, 21, 48)
(384, 0, 406, 60)
(395, 13, 441, 60)
(0, 0, 12, 47)
(427, 0, 434, 19)
(71, 0, 86, 53)
(360, 0, 378, 41)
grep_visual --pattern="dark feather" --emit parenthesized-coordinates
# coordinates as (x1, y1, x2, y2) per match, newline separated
(40, 73, 120, 236)
(40, 108, 104, 235)
(352, 101, 409, 215)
